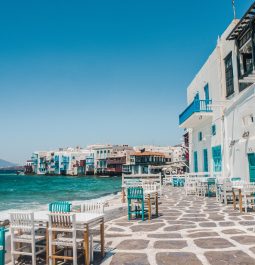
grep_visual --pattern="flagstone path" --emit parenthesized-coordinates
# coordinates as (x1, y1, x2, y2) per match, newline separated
(100, 186, 255, 265)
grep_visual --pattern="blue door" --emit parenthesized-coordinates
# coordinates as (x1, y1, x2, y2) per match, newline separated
(212, 146, 222, 172)
(194, 151, 198, 172)
(248, 153, 255, 182)
(203, 149, 208, 172)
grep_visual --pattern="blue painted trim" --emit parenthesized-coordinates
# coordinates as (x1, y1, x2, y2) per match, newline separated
(179, 99, 212, 125)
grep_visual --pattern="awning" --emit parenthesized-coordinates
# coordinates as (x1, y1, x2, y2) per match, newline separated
(227, 2, 255, 40)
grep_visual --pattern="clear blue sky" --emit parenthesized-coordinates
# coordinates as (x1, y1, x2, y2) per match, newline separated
(0, 0, 253, 164)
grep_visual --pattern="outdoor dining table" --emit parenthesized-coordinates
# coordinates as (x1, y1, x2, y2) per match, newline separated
(232, 185, 244, 213)
(33, 211, 105, 265)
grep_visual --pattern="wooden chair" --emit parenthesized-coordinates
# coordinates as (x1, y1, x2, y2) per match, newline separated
(219, 179, 233, 205)
(127, 187, 146, 221)
(185, 176, 197, 195)
(10, 212, 46, 265)
(48, 213, 84, 265)
(80, 200, 105, 262)
(80, 200, 104, 214)
(241, 184, 255, 213)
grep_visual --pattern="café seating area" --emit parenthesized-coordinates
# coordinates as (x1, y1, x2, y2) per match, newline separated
(9, 201, 105, 265)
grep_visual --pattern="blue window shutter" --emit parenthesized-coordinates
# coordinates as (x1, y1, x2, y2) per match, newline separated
(248, 153, 255, 182)
(204, 83, 209, 101)
(198, 132, 203, 141)
(211, 125, 216, 136)
(212, 145, 222, 172)
(194, 151, 198, 172)
(203, 149, 208, 172)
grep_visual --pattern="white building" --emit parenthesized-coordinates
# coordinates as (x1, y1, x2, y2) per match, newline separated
(134, 145, 185, 163)
(92, 144, 133, 174)
(179, 2, 255, 182)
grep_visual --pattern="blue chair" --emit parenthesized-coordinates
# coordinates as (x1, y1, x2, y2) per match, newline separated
(173, 177, 185, 187)
(0, 227, 8, 265)
(49, 201, 72, 212)
(127, 187, 145, 221)
(207, 178, 216, 197)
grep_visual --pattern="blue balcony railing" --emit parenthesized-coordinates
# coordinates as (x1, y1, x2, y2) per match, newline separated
(179, 99, 212, 125)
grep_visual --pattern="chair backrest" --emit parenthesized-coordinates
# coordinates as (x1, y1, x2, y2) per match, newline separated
(124, 179, 142, 188)
(10, 212, 34, 232)
(231, 177, 242, 182)
(242, 183, 255, 195)
(80, 201, 104, 214)
(143, 183, 157, 192)
(49, 201, 72, 213)
(48, 212, 76, 232)
(207, 177, 216, 184)
(127, 187, 144, 199)
(222, 180, 233, 191)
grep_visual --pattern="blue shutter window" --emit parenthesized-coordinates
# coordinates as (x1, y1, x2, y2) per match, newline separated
(212, 125, 216, 136)
(194, 151, 198, 172)
(198, 132, 203, 141)
(212, 145, 222, 172)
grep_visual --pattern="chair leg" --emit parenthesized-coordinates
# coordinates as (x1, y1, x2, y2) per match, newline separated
(11, 254, 15, 265)
(90, 235, 94, 263)
(128, 199, 131, 220)
(142, 200, 144, 221)
(73, 244, 77, 265)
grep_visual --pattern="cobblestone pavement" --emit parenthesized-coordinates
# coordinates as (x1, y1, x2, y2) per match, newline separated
(101, 186, 255, 265)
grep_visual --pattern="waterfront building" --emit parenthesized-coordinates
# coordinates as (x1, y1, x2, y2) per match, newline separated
(123, 151, 166, 174)
(85, 153, 95, 175)
(133, 145, 187, 173)
(24, 160, 33, 174)
(93, 144, 133, 175)
(179, 2, 255, 182)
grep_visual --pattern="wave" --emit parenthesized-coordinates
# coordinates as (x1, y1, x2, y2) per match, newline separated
(0, 192, 118, 221)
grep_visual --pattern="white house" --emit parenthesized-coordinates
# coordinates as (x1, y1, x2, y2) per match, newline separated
(179, 2, 255, 182)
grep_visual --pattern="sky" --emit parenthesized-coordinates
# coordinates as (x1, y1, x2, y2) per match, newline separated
(0, 0, 254, 164)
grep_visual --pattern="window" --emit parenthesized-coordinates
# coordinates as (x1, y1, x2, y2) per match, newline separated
(212, 145, 222, 172)
(204, 83, 209, 101)
(211, 124, 216, 136)
(203, 149, 208, 172)
(225, 52, 234, 97)
(194, 151, 198, 172)
(198, 132, 203, 141)
(243, 114, 254, 127)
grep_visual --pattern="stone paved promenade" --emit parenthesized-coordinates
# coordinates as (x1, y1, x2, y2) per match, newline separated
(101, 186, 255, 265)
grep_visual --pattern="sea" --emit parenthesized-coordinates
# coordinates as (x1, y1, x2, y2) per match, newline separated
(0, 172, 122, 220)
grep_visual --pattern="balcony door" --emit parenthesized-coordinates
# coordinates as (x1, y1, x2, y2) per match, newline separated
(212, 146, 222, 172)
(203, 149, 208, 172)
(194, 151, 198, 173)
(248, 153, 255, 182)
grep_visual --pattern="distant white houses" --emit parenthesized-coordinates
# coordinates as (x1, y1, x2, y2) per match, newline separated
(179, 2, 255, 182)
(29, 144, 186, 176)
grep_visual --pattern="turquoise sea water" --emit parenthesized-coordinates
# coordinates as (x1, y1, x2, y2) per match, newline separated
(0, 173, 122, 214)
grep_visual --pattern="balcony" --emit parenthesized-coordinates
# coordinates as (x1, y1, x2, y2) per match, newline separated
(179, 99, 213, 128)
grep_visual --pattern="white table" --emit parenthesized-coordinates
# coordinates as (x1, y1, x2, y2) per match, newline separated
(34, 211, 104, 265)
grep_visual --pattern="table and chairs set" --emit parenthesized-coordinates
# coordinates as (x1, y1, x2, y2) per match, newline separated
(122, 180, 160, 221)
(9, 200, 105, 265)
(184, 174, 255, 214)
